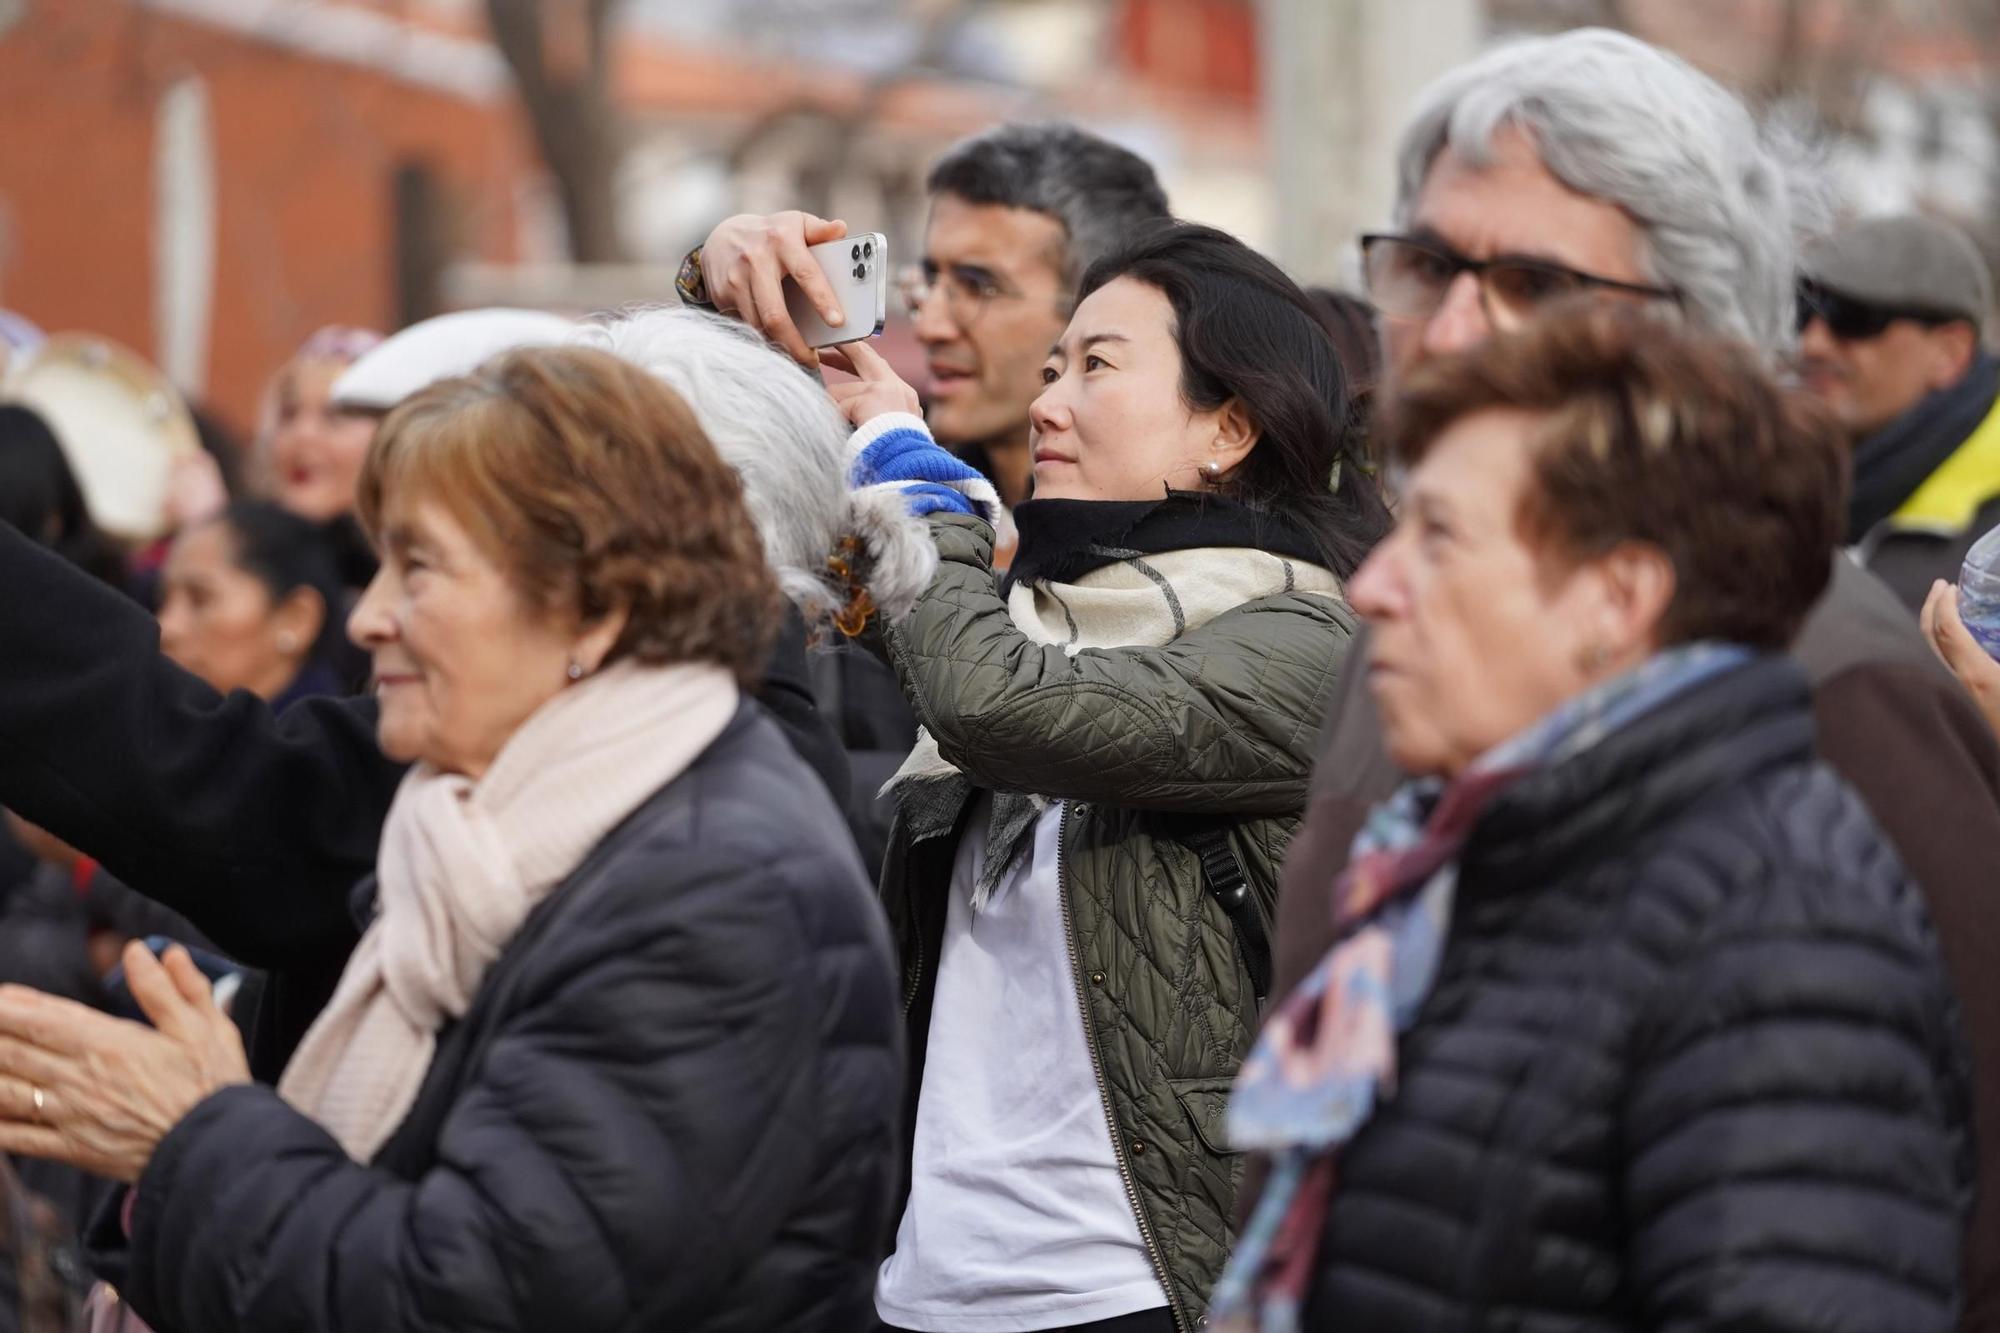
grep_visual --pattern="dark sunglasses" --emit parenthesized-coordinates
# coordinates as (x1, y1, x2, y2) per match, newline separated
(1796, 281, 1960, 341)
(1360, 233, 1677, 329)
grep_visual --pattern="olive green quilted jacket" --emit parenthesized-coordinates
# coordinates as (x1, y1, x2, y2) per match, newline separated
(877, 513, 1359, 1331)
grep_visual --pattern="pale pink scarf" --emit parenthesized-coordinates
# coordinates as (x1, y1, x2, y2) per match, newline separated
(276, 659, 739, 1162)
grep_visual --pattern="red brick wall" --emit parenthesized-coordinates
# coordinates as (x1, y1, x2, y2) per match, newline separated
(1114, 0, 1260, 106)
(0, 0, 533, 432)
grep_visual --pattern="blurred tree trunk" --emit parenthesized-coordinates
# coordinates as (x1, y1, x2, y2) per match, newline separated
(727, 0, 972, 221)
(485, 0, 628, 263)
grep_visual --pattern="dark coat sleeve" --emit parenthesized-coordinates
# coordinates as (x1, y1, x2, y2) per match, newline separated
(1622, 842, 1970, 1331)
(1812, 660, 2000, 1325)
(806, 640, 917, 880)
(113, 843, 891, 1333)
(0, 524, 398, 969)
(1270, 622, 1401, 1005)
(758, 603, 853, 812)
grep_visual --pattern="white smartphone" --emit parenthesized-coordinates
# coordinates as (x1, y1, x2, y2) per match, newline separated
(784, 232, 888, 349)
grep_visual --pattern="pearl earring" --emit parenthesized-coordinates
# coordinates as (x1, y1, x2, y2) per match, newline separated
(567, 660, 586, 682)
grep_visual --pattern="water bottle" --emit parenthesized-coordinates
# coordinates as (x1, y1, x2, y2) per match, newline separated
(1958, 524, 2000, 660)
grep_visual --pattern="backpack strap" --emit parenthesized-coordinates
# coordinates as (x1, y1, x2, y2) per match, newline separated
(1177, 818, 1271, 1005)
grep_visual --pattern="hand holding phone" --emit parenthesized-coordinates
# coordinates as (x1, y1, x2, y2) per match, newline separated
(782, 233, 889, 352)
(698, 210, 853, 364)
(821, 339, 922, 427)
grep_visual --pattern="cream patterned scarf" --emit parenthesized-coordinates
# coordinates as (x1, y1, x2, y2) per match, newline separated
(277, 660, 740, 1162)
(889, 542, 1342, 909)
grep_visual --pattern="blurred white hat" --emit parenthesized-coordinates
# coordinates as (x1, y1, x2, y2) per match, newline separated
(330, 308, 575, 411)
(2, 332, 200, 541)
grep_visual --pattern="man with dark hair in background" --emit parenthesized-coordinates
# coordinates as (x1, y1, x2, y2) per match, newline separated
(680, 122, 1173, 875)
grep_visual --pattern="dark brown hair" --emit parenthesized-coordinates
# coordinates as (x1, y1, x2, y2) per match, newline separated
(1381, 303, 1846, 650)
(357, 346, 779, 683)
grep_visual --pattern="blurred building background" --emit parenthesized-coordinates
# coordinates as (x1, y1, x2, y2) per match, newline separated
(1, 0, 1997, 431)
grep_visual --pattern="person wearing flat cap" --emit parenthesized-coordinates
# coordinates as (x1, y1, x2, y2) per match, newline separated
(1799, 213, 2000, 608)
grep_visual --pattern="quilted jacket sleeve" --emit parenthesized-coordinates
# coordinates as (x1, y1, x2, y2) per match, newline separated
(883, 513, 1357, 815)
(115, 842, 891, 1333)
(1621, 838, 1971, 1331)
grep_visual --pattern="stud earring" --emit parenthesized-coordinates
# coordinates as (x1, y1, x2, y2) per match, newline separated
(567, 660, 586, 682)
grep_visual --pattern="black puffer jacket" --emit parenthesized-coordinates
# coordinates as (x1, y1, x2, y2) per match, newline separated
(1305, 657, 1972, 1330)
(83, 705, 903, 1333)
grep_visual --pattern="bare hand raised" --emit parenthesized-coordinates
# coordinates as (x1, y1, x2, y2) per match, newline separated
(1921, 578, 2000, 740)
(700, 211, 849, 366)
(0, 940, 250, 1183)
(821, 341, 922, 427)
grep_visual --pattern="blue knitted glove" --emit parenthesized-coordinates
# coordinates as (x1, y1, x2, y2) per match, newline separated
(848, 413, 1002, 521)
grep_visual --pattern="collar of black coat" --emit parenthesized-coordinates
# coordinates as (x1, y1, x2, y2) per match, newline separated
(1456, 654, 1814, 896)
(1003, 490, 1327, 592)
(1848, 351, 2000, 541)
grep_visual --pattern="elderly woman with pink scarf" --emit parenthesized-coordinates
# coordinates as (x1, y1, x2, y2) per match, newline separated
(0, 345, 901, 1332)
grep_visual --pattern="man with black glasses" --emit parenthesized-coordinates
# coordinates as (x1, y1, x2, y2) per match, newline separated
(1797, 213, 2000, 608)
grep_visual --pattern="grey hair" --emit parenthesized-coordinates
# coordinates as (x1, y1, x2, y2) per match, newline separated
(927, 121, 1172, 295)
(570, 307, 935, 626)
(1393, 28, 1831, 356)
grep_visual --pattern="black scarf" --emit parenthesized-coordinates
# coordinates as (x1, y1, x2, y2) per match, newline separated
(1004, 491, 1329, 593)
(1847, 352, 2000, 541)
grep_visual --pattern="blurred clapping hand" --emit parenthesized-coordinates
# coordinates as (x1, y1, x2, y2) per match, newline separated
(1923, 579, 2000, 740)
(0, 940, 249, 1183)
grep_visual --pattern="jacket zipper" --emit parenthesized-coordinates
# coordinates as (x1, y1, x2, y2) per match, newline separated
(1057, 801, 1193, 1333)
(901, 830, 947, 1017)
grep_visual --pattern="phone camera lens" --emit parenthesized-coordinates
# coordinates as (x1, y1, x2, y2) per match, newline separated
(851, 244, 861, 262)
(863, 240, 874, 259)
(853, 264, 866, 280)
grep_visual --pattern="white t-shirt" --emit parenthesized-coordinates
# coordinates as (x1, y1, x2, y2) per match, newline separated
(875, 798, 1169, 1332)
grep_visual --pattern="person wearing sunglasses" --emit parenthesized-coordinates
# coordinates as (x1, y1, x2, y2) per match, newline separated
(1249, 27, 2000, 1329)
(1796, 213, 2000, 611)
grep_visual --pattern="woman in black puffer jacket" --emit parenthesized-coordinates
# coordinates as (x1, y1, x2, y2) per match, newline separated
(0, 348, 901, 1333)
(1214, 307, 1972, 1332)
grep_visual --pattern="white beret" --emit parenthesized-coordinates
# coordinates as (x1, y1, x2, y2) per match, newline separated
(330, 308, 576, 410)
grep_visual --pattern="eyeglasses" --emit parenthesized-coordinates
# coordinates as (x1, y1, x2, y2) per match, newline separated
(896, 264, 1022, 330)
(1795, 280, 1959, 342)
(1360, 233, 1678, 330)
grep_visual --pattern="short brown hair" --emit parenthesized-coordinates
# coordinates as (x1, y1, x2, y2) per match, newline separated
(357, 345, 779, 683)
(1380, 304, 1846, 650)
